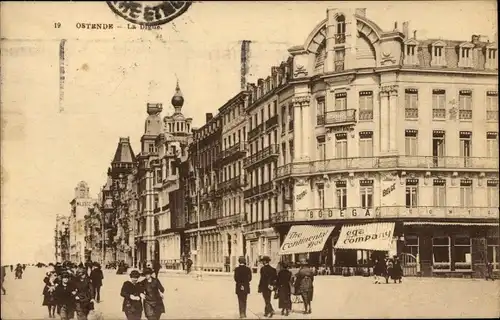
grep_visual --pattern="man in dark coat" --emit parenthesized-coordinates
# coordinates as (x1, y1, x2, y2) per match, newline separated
(90, 262, 104, 303)
(121, 270, 144, 320)
(258, 256, 277, 318)
(234, 256, 252, 319)
(73, 269, 95, 320)
(55, 272, 76, 320)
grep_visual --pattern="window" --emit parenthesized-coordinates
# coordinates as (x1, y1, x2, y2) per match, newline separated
(359, 131, 373, 157)
(336, 15, 346, 43)
(155, 168, 162, 184)
(335, 181, 347, 209)
(487, 237, 500, 270)
(433, 179, 446, 207)
(485, 47, 498, 69)
(317, 184, 325, 209)
(289, 140, 294, 161)
(486, 91, 498, 121)
(281, 105, 287, 130)
(487, 180, 499, 208)
(458, 90, 472, 120)
(459, 131, 472, 167)
(154, 194, 159, 210)
(334, 49, 345, 71)
(405, 179, 418, 208)
(273, 101, 277, 116)
(459, 179, 473, 207)
(431, 43, 446, 66)
(432, 89, 446, 119)
(404, 89, 418, 119)
(282, 142, 287, 164)
(316, 97, 325, 125)
(360, 180, 373, 208)
(334, 92, 347, 111)
(404, 130, 418, 156)
(487, 132, 498, 158)
(316, 136, 326, 161)
(288, 105, 294, 131)
(459, 45, 473, 68)
(335, 133, 347, 158)
(359, 91, 373, 120)
(148, 143, 155, 153)
(404, 235, 419, 260)
(454, 236, 472, 271)
(432, 130, 445, 167)
(432, 236, 451, 270)
(260, 109, 264, 123)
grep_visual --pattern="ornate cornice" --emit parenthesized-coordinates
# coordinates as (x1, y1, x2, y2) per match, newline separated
(292, 95, 311, 107)
(380, 85, 399, 95)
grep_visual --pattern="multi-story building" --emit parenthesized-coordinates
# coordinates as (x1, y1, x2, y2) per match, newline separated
(84, 203, 101, 262)
(242, 64, 291, 269)
(68, 181, 95, 264)
(217, 91, 249, 271)
(55, 214, 70, 263)
(135, 103, 162, 267)
(271, 8, 498, 277)
(185, 112, 223, 271)
(155, 83, 193, 269)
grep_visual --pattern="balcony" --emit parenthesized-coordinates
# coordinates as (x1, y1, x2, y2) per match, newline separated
(487, 110, 498, 121)
(405, 108, 419, 119)
(265, 115, 279, 130)
(275, 156, 499, 179)
(222, 141, 246, 160)
(248, 123, 264, 141)
(243, 181, 274, 199)
(324, 109, 356, 126)
(432, 108, 446, 119)
(217, 214, 245, 227)
(459, 110, 472, 120)
(335, 33, 346, 44)
(220, 175, 246, 192)
(271, 206, 499, 224)
(358, 110, 373, 121)
(245, 220, 271, 232)
(244, 144, 280, 168)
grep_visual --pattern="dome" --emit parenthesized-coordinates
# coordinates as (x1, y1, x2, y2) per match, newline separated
(171, 81, 184, 109)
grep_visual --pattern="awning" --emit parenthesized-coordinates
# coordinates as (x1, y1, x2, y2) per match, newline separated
(279, 225, 335, 255)
(404, 222, 498, 226)
(335, 222, 395, 251)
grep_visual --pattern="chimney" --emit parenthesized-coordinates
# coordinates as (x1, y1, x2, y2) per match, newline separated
(394, 22, 398, 31)
(205, 113, 213, 123)
(240, 40, 251, 91)
(402, 22, 409, 39)
(355, 8, 366, 17)
(413, 30, 417, 40)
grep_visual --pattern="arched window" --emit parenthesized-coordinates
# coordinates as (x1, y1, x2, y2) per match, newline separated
(336, 15, 346, 34)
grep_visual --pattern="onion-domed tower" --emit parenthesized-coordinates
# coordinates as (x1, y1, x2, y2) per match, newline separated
(171, 81, 184, 114)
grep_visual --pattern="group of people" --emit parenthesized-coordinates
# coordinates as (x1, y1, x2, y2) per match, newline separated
(233, 255, 315, 319)
(373, 255, 403, 284)
(41, 261, 104, 319)
(1, 263, 27, 295)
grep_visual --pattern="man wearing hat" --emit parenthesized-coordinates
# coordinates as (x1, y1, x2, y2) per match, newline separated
(73, 269, 95, 320)
(258, 256, 277, 318)
(55, 272, 76, 320)
(233, 256, 252, 318)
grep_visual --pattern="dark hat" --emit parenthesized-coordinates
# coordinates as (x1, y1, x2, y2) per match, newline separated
(61, 272, 70, 279)
(129, 270, 141, 278)
(143, 268, 153, 275)
(281, 262, 289, 269)
(238, 256, 246, 265)
(260, 256, 271, 262)
(76, 269, 87, 277)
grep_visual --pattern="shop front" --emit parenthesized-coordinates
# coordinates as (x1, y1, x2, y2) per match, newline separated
(245, 227, 280, 272)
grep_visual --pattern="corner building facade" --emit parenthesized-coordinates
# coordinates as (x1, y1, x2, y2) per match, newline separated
(271, 8, 498, 278)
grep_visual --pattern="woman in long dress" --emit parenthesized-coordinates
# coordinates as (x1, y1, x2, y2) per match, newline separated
(295, 258, 314, 314)
(120, 270, 144, 320)
(276, 262, 292, 316)
(141, 268, 165, 320)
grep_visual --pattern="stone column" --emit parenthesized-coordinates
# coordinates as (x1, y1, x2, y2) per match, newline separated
(292, 96, 311, 160)
(379, 88, 390, 153)
(293, 99, 303, 158)
(389, 86, 399, 152)
(302, 98, 312, 160)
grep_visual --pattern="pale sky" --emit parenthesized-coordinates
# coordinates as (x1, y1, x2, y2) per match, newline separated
(1, 1, 497, 264)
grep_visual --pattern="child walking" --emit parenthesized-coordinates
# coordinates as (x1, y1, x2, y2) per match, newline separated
(43, 272, 59, 318)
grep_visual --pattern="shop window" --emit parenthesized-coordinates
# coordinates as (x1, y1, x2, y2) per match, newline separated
(432, 236, 451, 271)
(487, 237, 500, 270)
(453, 236, 472, 271)
(404, 235, 419, 260)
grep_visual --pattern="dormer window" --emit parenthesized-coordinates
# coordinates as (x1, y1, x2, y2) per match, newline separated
(458, 43, 474, 68)
(404, 40, 419, 65)
(431, 41, 446, 67)
(485, 44, 497, 70)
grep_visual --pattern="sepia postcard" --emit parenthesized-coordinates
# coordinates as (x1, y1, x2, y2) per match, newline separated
(1, 1, 499, 319)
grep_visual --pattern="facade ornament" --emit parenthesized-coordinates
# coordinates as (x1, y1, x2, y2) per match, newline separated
(389, 85, 399, 95)
(451, 171, 459, 186)
(399, 171, 407, 185)
(296, 177, 308, 186)
(293, 65, 308, 78)
(380, 85, 391, 96)
(424, 171, 431, 185)
(292, 95, 311, 107)
(478, 172, 486, 187)
(348, 172, 355, 187)
(381, 51, 397, 65)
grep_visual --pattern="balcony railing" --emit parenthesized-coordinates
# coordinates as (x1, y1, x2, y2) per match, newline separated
(243, 144, 280, 168)
(248, 123, 264, 141)
(316, 114, 325, 125)
(275, 156, 499, 178)
(265, 115, 279, 130)
(243, 181, 274, 199)
(358, 110, 373, 121)
(217, 214, 245, 227)
(405, 108, 419, 119)
(245, 220, 271, 232)
(325, 109, 356, 125)
(335, 33, 346, 44)
(222, 141, 246, 159)
(220, 175, 246, 191)
(459, 109, 472, 120)
(432, 108, 446, 119)
(271, 206, 499, 224)
(487, 110, 498, 121)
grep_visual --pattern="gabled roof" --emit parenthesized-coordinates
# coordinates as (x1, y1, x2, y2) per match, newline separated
(112, 137, 136, 164)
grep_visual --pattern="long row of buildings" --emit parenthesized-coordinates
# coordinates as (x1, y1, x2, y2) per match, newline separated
(56, 8, 499, 278)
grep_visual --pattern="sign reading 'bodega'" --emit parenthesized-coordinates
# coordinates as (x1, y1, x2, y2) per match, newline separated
(279, 225, 335, 255)
(335, 222, 395, 251)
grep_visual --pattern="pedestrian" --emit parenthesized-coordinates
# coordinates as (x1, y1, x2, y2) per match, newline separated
(1, 266, 6, 295)
(73, 269, 95, 320)
(276, 262, 292, 316)
(391, 256, 403, 283)
(295, 258, 314, 315)
(234, 256, 252, 319)
(258, 256, 277, 318)
(386, 258, 394, 284)
(120, 270, 144, 320)
(15, 263, 23, 279)
(485, 262, 495, 281)
(54, 272, 76, 320)
(186, 258, 193, 274)
(141, 268, 165, 320)
(89, 262, 104, 303)
(373, 258, 385, 284)
(43, 272, 59, 318)
(10, 265, 13, 272)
